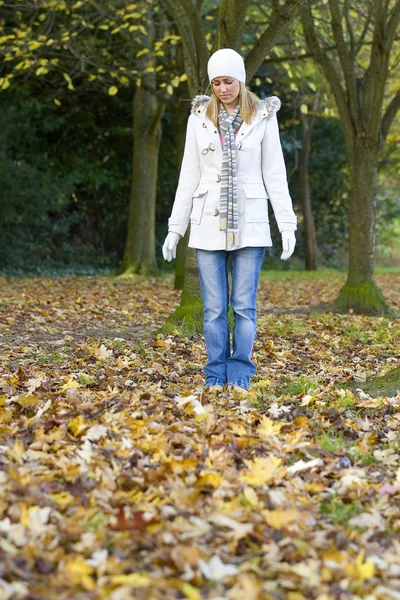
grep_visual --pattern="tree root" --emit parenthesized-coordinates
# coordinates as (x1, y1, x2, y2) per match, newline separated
(331, 281, 389, 315)
(347, 366, 400, 398)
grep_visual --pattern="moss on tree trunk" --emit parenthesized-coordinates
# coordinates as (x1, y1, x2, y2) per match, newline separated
(332, 139, 389, 315)
(347, 367, 400, 398)
(332, 281, 389, 315)
(162, 246, 204, 335)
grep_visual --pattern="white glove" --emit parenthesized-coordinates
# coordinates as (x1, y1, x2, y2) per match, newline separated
(280, 230, 296, 260)
(162, 232, 181, 262)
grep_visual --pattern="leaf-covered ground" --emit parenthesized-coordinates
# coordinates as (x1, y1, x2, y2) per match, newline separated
(0, 272, 400, 600)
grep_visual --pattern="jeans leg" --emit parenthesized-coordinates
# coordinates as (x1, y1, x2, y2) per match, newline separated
(227, 246, 265, 389)
(196, 249, 230, 386)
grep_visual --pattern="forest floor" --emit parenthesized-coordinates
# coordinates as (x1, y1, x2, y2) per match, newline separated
(0, 272, 400, 600)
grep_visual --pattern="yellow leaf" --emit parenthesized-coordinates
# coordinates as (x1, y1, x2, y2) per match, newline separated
(63, 72, 75, 90)
(68, 415, 87, 437)
(179, 73, 188, 82)
(239, 455, 286, 486)
(254, 378, 271, 388)
(36, 66, 49, 76)
(198, 472, 225, 487)
(16, 394, 39, 407)
(229, 422, 247, 436)
(136, 48, 149, 58)
(346, 549, 375, 584)
(120, 75, 129, 84)
(1, 79, 10, 90)
(51, 492, 75, 508)
(262, 508, 300, 530)
(109, 573, 150, 587)
(182, 582, 201, 600)
(7, 439, 24, 463)
(167, 84, 173, 95)
(61, 377, 81, 391)
(172, 75, 180, 87)
(258, 416, 283, 438)
(300, 104, 308, 115)
(108, 86, 118, 96)
(29, 41, 41, 51)
(242, 486, 259, 508)
(63, 556, 95, 590)
(300, 394, 315, 406)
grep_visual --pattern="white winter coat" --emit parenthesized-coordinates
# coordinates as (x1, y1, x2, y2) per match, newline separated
(168, 95, 297, 250)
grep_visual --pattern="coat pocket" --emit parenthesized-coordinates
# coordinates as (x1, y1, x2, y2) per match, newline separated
(244, 185, 269, 223)
(190, 185, 208, 225)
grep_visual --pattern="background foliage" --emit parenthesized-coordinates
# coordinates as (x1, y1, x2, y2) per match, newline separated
(0, 0, 398, 274)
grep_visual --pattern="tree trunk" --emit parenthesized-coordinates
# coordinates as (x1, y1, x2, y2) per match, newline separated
(299, 113, 317, 271)
(172, 81, 190, 291)
(333, 138, 388, 314)
(122, 80, 164, 275)
(163, 246, 204, 335)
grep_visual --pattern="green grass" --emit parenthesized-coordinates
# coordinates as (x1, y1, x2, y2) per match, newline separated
(260, 269, 346, 281)
(31, 350, 69, 365)
(335, 393, 356, 411)
(319, 496, 363, 526)
(317, 431, 348, 453)
(278, 375, 320, 397)
(259, 267, 400, 280)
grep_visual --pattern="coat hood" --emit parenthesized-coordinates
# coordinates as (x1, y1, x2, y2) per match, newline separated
(191, 94, 281, 118)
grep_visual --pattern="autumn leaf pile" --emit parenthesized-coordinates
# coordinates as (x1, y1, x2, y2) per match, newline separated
(0, 272, 399, 600)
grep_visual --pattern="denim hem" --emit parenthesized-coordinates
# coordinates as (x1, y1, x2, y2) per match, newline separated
(205, 377, 226, 387)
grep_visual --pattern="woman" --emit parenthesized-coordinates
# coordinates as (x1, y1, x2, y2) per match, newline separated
(163, 48, 297, 392)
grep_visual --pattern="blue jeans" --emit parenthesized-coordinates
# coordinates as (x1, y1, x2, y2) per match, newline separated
(196, 246, 265, 390)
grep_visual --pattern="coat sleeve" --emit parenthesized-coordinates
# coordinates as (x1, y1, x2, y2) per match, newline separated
(168, 113, 201, 237)
(261, 110, 297, 233)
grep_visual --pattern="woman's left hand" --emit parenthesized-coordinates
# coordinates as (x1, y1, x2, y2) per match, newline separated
(280, 231, 296, 260)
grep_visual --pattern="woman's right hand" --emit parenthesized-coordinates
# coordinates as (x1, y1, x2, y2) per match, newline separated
(162, 232, 181, 262)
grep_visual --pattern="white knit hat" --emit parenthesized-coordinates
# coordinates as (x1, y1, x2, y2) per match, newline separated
(207, 48, 246, 84)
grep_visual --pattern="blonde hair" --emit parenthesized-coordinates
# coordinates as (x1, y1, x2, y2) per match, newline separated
(206, 82, 258, 126)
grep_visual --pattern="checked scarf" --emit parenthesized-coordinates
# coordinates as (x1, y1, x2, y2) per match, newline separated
(218, 103, 243, 248)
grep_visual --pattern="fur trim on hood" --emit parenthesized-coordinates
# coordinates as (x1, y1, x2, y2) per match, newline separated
(191, 94, 281, 118)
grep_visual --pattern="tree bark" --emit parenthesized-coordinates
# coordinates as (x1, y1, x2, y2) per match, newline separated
(122, 80, 164, 275)
(172, 75, 190, 290)
(163, 245, 204, 334)
(299, 107, 318, 271)
(333, 138, 388, 313)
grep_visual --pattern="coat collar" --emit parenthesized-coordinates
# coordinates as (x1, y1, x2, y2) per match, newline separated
(191, 94, 281, 144)
(191, 94, 281, 118)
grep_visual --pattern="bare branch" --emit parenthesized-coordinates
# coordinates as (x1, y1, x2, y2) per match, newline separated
(218, 0, 251, 51)
(328, 0, 362, 132)
(387, 0, 400, 48)
(300, 0, 355, 151)
(363, 1, 395, 139)
(245, 0, 303, 81)
(179, 0, 209, 88)
(382, 88, 400, 140)
(355, 3, 373, 55)
(159, 0, 201, 95)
